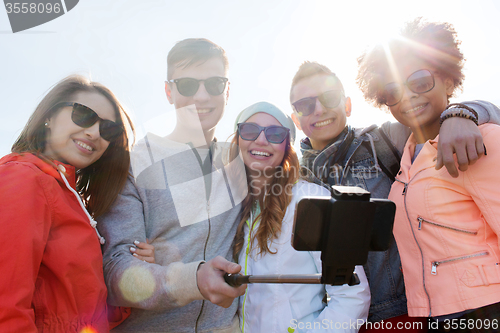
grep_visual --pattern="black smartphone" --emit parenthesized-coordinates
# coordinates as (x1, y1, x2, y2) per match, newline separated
(291, 188, 396, 253)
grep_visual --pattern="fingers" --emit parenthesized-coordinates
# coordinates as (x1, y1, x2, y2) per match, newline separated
(475, 137, 485, 159)
(437, 117, 485, 177)
(130, 240, 156, 264)
(436, 141, 458, 177)
(197, 256, 247, 308)
(454, 141, 469, 172)
(437, 134, 483, 176)
(132, 253, 155, 263)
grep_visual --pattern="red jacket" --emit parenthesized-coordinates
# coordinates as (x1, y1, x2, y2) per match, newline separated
(0, 153, 109, 333)
(389, 124, 500, 317)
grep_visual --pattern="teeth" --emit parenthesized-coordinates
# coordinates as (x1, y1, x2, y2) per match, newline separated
(197, 109, 212, 114)
(76, 140, 93, 151)
(251, 150, 270, 157)
(404, 105, 425, 114)
(314, 119, 333, 127)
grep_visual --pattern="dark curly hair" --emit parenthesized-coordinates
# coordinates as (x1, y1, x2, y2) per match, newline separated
(356, 17, 465, 108)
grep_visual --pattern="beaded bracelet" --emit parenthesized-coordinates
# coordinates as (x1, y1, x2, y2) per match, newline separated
(440, 106, 478, 121)
(446, 103, 479, 119)
(439, 103, 479, 126)
(439, 110, 479, 126)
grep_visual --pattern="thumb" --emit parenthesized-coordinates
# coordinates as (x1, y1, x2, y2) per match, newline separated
(435, 154, 444, 170)
(210, 256, 241, 274)
(216, 257, 241, 274)
(226, 262, 242, 274)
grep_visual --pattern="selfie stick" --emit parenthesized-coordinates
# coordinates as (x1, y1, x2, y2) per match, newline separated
(224, 273, 321, 286)
(224, 272, 360, 287)
(223, 186, 393, 288)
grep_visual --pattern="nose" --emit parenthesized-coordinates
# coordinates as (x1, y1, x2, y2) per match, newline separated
(400, 84, 418, 102)
(254, 130, 268, 145)
(192, 82, 211, 103)
(84, 122, 101, 139)
(313, 98, 326, 116)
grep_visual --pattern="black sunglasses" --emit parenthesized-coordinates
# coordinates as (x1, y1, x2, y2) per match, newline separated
(237, 122, 290, 144)
(54, 102, 123, 142)
(168, 76, 228, 97)
(292, 90, 343, 117)
(383, 69, 435, 106)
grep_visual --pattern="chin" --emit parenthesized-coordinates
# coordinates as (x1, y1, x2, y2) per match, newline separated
(69, 157, 96, 170)
(201, 118, 221, 131)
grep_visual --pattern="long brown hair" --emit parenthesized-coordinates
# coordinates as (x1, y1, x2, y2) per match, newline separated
(230, 133, 300, 259)
(12, 75, 135, 218)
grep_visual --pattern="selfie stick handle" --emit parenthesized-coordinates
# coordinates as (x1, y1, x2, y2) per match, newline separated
(224, 273, 322, 287)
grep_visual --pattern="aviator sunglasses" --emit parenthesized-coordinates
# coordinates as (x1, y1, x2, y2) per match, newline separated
(54, 102, 123, 142)
(237, 122, 290, 144)
(167, 76, 228, 97)
(382, 69, 435, 106)
(292, 90, 343, 117)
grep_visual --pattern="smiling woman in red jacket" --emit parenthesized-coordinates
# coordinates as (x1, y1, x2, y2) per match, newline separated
(0, 75, 146, 333)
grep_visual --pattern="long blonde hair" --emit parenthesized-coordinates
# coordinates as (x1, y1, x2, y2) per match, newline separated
(230, 133, 300, 259)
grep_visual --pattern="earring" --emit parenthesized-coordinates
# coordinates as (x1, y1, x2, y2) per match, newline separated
(44, 122, 49, 127)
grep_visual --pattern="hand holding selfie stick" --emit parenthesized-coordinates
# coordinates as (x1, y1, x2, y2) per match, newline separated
(224, 186, 395, 288)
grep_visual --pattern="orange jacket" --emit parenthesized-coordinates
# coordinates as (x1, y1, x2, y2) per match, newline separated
(0, 153, 109, 333)
(389, 124, 500, 318)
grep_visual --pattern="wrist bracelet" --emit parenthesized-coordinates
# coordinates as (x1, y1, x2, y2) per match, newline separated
(445, 103, 479, 119)
(440, 103, 479, 126)
(439, 109, 479, 125)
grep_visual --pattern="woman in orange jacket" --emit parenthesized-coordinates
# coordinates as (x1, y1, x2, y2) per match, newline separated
(357, 18, 500, 331)
(0, 75, 153, 333)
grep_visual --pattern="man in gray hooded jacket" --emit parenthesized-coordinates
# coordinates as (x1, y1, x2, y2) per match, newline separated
(98, 38, 247, 333)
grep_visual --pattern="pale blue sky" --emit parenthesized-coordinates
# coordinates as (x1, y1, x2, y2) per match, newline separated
(1, 0, 500, 156)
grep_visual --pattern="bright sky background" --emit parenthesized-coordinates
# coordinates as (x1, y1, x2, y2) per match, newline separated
(1, 0, 500, 157)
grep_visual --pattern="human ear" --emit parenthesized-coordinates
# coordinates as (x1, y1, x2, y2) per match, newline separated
(291, 112, 302, 131)
(165, 81, 174, 105)
(344, 97, 352, 117)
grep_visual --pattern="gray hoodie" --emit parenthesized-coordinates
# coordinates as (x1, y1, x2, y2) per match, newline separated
(98, 134, 247, 333)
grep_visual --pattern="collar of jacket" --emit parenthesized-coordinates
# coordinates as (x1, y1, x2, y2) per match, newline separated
(0, 152, 76, 189)
(400, 133, 439, 180)
(300, 126, 353, 176)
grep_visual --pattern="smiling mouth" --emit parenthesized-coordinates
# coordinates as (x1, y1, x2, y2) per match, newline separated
(403, 104, 427, 114)
(75, 140, 94, 151)
(313, 119, 333, 127)
(250, 150, 271, 157)
(196, 108, 213, 114)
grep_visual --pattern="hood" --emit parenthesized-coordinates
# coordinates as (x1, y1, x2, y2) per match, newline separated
(0, 153, 77, 189)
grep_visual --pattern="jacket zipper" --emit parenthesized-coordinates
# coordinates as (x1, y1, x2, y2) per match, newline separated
(417, 216, 478, 235)
(241, 210, 256, 333)
(395, 172, 433, 316)
(195, 200, 212, 333)
(395, 178, 408, 195)
(431, 251, 489, 275)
